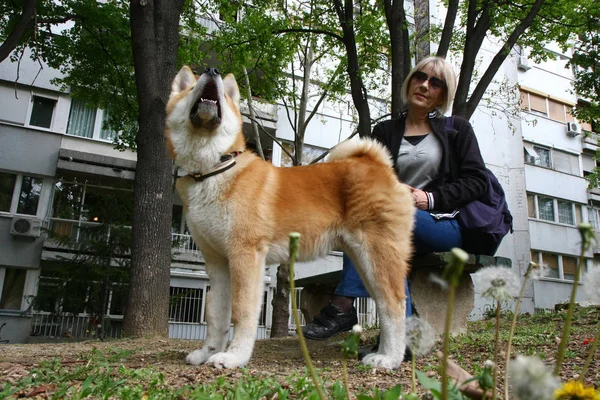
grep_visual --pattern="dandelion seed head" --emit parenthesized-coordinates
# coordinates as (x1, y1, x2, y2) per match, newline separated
(483, 360, 495, 369)
(352, 324, 363, 335)
(473, 266, 520, 301)
(429, 273, 449, 291)
(583, 266, 600, 304)
(528, 262, 549, 280)
(405, 316, 436, 357)
(509, 355, 559, 400)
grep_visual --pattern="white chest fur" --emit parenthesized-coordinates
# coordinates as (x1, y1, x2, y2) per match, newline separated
(179, 179, 232, 255)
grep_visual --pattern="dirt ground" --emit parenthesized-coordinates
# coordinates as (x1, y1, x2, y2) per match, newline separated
(1, 314, 598, 397)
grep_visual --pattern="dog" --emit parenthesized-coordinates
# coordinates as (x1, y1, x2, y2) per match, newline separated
(165, 66, 415, 369)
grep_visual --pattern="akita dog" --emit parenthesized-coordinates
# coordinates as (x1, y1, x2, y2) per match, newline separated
(166, 66, 415, 369)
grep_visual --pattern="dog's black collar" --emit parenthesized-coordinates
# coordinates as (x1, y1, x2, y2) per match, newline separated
(188, 151, 244, 182)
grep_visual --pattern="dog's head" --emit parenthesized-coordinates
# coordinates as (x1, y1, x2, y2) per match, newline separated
(166, 66, 243, 167)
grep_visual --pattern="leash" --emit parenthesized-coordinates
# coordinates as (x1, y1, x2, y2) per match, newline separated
(187, 151, 244, 182)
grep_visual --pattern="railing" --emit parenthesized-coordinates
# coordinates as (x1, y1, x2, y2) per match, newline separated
(172, 233, 199, 255)
(30, 313, 123, 339)
(44, 218, 200, 256)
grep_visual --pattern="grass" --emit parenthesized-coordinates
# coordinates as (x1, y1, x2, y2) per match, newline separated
(1, 306, 598, 399)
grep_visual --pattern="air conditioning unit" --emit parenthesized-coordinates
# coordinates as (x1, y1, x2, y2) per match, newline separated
(517, 55, 532, 71)
(10, 216, 42, 238)
(566, 122, 582, 137)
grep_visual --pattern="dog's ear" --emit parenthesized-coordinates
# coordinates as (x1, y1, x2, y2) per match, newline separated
(171, 66, 196, 98)
(223, 74, 240, 107)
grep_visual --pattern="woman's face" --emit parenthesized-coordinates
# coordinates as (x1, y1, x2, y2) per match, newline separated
(407, 65, 446, 113)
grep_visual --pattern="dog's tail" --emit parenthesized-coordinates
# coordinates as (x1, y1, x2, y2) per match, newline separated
(327, 138, 393, 168)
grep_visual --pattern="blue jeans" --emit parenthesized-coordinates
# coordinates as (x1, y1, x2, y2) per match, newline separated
(334, 210, 463, 315)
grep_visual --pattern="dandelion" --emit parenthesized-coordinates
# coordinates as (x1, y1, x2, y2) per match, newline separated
(528, 261, 549, 280)
(351, 324, 363, 335)
(405, 317, 435, 357)
(509, 355, 559, 400)
(473, 266, 520, 301)
(554, 380, 600, 400)
(582, 266, 600, 304)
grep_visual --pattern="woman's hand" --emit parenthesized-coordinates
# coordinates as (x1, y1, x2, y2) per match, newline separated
(407, 185, 429, 210)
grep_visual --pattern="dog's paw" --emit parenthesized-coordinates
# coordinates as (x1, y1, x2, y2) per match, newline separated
(206, 352, 248, 369)
(361, 353, 401, 370)
(186, 349, 212, 365)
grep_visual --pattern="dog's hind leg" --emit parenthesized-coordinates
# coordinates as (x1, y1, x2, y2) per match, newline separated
(206, 248, 267, 369)
(186, 254, 231, 366)
(347, 236, 410, 370)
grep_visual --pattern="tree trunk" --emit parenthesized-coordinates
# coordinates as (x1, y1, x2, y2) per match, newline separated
(333, 0, 371, 138)
(123, 0, 184, 338)
(384, 0, 411, 118)
(0, 0, 36, 63)
(270, 264, 291, 337)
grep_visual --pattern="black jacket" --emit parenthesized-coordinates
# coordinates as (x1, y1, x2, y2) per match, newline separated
(371, 114, 488, 212)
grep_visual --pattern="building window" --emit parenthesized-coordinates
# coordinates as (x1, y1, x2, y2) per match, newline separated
(557, 201, 574, 225)
(29, 96, 57, 129)
(100, 109, 117, 141)
(67, 99, 97, 138)
(0, 268, 27, 310)
(562, 256, 578, 281)
(529, 93, 548, 116)
(538, 196, 555, 221)
(588, 207, 600, 230)
(529, 194, 578, 226)
(535, 146, 552, 168)
(16, 176, 43, 215)
(0, 172, 17, 212)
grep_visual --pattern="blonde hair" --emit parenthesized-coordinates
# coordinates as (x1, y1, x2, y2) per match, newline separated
(400, 56, 457, 114)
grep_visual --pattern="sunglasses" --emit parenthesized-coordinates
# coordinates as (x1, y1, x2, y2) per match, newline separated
(412, 70, 447, 90)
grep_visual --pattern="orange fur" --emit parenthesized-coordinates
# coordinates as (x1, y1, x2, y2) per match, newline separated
(167, 66, 415, 370)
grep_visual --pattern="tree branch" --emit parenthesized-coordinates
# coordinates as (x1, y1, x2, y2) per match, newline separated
(437, 0, 460, 57)
(0, 0, 36, 63)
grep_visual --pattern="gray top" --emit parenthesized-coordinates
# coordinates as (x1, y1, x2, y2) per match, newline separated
(395, 133, 442, 189)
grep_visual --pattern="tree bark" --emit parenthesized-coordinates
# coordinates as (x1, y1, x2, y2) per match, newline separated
(123, 0, 184, 338)
(333, 0, 371, 138)
(0, 0, 36, 63)
(384, 0, 411, 118)
(270, 264, 291, 337)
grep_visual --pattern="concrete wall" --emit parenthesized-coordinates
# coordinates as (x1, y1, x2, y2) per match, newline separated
(533, 279, 588, 309)
(0, 124, 61, 177)
(0, 313, 32, 343)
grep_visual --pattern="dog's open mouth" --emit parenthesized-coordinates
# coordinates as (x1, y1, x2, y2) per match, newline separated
(190, 80, 221, 128)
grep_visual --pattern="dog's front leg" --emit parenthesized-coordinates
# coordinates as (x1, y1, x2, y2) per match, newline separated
(186, 257, 231, 366)
(206, 249, 266, 369)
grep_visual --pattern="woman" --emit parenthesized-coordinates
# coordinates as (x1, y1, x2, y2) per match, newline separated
(303, 56, 488, 340)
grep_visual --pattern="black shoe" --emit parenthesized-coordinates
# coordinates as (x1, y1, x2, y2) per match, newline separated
(302, 302, 358, 340)
(358, 334, 413, 362)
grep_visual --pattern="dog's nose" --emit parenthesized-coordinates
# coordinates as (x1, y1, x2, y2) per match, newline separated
(204, 67, 220, 76)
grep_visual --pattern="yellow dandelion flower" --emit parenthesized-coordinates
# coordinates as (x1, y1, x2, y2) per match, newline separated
(554, 380, 600, 400)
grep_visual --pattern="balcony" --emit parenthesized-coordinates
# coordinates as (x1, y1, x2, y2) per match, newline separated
(42, 218, 201, 262)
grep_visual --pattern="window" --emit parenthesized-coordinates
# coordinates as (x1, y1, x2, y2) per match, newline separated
(100, 109, 116, 141)
(29, 96, 56, 128)
(588, 207, 600, 230)
(548, 100, 566, 122)
(535, 146, 552, 168)
(67, 99, 97, 138)
(529, 93, 547, 115)
(541, 253, 560, 279)
(538, 196, 555, 221)
(0, 172, 17, 212)
(527, 193, 536, 218)
(529, 193, 577, 226)
(16, 176, 43, 215)
(562, 256, 578, 281)
(557, 201, 574, 225)
(0, 268, 27, 310)
(0, 173, 43, 215)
